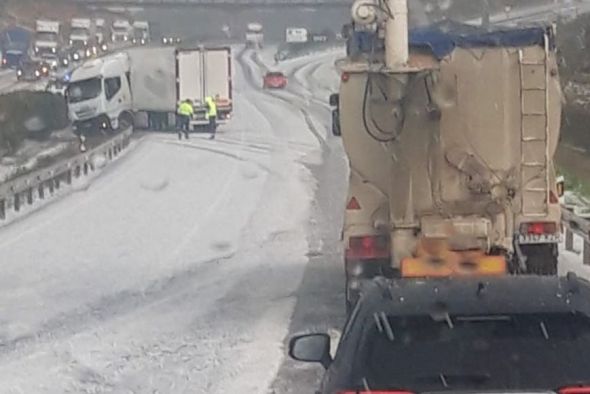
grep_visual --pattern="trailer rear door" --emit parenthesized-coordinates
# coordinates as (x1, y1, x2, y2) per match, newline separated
(177, 49, 203, 105)
(204, 48, 231, 103)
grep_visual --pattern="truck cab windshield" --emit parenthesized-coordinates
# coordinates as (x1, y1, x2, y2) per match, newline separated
(36, 32, 57, 42)
(70, 28, 88, 36)
(67, 78, 102, 103)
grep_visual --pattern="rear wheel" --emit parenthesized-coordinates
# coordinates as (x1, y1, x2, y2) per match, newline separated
(118, 111, 134, 131)
(522, 244, 558, 275)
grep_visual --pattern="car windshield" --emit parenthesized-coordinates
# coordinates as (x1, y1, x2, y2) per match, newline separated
(36, 32, 57, 41)
(358, 312, 590, 391)
(66, 77, 101, 103)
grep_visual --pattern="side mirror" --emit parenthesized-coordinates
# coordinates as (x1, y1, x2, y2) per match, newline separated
(556, 175, 565, 198)
(329, 93, 339, 107)
(289, 333, 332, 369)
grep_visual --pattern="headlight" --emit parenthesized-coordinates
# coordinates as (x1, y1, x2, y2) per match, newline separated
(162, 37, 168, 44)
(35, 70, 40, 77)
(83, 40, 87, 46)
(69, 39, 73, 45)
(42, 67, 48, 73)
(51, 47, 56, 53)
(63, 59, 69, 65)
(124, 36, 128, 41)
(101, 44, 108, 51)
(140, 39, 145, 45)
(34, 46, 39, 53)
(73, 53, 80, 60)
(17, 70, 22, 76)
(51, 60, 57, 67)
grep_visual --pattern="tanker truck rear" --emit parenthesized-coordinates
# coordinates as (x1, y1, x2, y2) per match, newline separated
(336, 0, 563, 308)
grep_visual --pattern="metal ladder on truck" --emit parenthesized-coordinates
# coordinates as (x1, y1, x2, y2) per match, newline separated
(518, 32, 551, 218)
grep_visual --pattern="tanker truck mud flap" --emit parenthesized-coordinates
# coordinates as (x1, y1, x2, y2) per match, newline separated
(345, 234, 394, 313)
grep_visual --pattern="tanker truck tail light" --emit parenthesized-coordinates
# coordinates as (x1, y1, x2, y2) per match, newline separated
(520, 222, 558, 236)
(346, 235, 390, 259)
(341, 72, 350, 82)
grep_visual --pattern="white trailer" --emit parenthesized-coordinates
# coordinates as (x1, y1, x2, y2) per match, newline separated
(176, 47, 233, 125)
(34, 20, 60, 56)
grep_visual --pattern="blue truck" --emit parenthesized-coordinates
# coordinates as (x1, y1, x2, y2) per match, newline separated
(1, 26, 32, 69)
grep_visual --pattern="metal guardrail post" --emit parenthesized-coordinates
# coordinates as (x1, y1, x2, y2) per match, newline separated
(585, 241, 590, 266)
(565, 228, 574, 251)
(14, 193, 20, 212)
(38, 184, 44, 200)
(0, 199, 5, 220)
(27, 188, 33, 205)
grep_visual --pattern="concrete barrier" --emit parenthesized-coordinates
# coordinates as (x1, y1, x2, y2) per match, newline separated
(0, 127, 133, 224)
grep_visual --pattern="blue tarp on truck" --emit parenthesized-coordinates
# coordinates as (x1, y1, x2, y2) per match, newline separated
(409, 22, 550, 59)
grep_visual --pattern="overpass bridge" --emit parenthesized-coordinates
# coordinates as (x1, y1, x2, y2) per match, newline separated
(73, 0, 352, 8)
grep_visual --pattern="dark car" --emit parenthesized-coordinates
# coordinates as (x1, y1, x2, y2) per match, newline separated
(263, 71, 287, 89)
(16, 59, 43, 81)
(290, 275, 590, 394)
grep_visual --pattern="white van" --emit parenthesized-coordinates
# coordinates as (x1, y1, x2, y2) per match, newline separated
(66, 53, 132, 132)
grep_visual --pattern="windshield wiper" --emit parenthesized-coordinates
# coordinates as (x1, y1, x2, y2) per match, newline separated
(414, 373, 491, 387)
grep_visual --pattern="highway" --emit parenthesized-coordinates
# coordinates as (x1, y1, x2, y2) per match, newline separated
(3, 1, 590, 391)
(0, 46, 347, 393)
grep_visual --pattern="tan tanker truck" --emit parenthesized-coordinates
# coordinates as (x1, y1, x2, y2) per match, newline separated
(333, 0, 563, 309)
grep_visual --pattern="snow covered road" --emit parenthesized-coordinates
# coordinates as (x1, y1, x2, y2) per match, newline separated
(0, 47, 347, 393)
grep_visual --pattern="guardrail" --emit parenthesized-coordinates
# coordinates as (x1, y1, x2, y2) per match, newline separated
(562, 205, 590, 265)
(0, 127, 133, 223)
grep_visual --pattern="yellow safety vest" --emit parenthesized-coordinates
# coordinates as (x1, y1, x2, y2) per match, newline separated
(178, 102, 193, 116)
(205, 97, 217, 118)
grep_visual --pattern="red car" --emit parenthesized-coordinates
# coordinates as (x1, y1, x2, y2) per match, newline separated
(263, 71, 287, 89)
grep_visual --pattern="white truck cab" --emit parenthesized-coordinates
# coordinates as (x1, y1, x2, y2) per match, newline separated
(70, 18, 91, 48)
(112, 20, 132, 42)
(66, 53, 132, 132)
(35, 20, 60, 56)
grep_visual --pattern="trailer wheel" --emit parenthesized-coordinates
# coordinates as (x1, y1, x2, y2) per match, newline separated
(118, 111, 134, 131)
(522, 244, 558, 275)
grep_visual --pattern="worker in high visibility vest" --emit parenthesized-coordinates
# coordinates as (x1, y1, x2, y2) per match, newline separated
(205, 96, 218, 140)
(177, 99, 194, 140)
